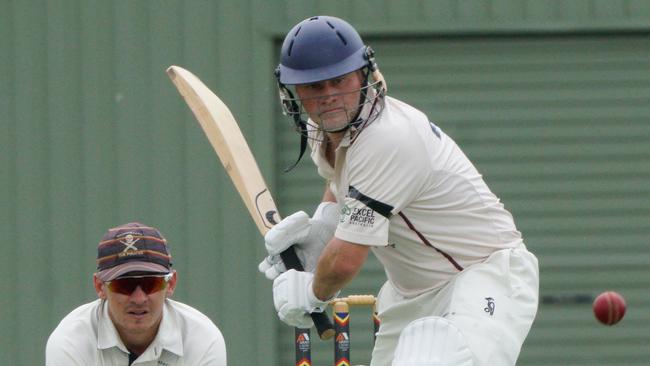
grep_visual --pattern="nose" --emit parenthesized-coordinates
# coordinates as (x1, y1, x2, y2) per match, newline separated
(318, 82, 340, 104)
(129, 286, 148, 303)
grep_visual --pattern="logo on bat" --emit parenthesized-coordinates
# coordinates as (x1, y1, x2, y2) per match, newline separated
(255, 189, 280, 228)
(265, 210, 278, 225)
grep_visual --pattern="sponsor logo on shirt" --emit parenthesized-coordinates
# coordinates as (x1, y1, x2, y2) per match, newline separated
(341, 204, 376, 227)
(339, 205, 352, 223)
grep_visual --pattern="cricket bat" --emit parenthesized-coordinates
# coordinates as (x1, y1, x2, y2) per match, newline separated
(166, 65, 335, 340)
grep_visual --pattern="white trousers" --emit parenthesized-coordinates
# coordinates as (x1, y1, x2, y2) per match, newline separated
(370, 245, 539, 366)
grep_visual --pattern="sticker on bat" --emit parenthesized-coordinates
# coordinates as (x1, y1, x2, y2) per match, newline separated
(255, 189, 280, 228)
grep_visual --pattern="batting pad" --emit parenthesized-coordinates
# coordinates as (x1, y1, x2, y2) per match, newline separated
(391, 316, 473, 366)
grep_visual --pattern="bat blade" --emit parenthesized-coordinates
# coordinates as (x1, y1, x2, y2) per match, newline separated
(166, 65, 334, 340)
(166, 65, 279, 233)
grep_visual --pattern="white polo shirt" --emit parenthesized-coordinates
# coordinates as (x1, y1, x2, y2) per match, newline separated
(309, 96, 523, 298)
(46, 298, 226, 365)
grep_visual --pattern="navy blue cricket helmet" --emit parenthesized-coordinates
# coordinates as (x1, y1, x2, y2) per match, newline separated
(277, 16, 370, 85)
(275, 16, 386, 171)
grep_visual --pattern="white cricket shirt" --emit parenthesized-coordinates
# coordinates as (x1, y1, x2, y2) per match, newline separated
(309, 96, 523, 297)
(46, 298, 226, 365)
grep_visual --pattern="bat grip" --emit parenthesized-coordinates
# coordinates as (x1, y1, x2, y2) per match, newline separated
(280, 247, 335, 340)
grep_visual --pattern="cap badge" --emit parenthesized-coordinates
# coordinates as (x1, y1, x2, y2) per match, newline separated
(117, 234, 144, 257)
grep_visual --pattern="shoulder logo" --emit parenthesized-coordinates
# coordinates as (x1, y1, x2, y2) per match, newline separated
(339, 204, 376, 227)
(339, 205, 352, 223)
(348, 207, 376, 227)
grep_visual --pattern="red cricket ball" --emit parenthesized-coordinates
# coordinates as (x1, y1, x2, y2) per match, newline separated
(592, 291, 626, 325)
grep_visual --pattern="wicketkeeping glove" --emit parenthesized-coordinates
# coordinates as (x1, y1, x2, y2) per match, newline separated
(272, 269, 337, 328)
(258, 202, 338, 280)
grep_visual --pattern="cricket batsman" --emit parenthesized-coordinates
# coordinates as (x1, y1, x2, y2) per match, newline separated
(258, 15, 539, 365)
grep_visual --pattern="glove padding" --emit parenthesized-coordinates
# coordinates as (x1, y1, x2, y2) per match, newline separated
(272, 269, 335, 328)
(258, 202, 338, 280)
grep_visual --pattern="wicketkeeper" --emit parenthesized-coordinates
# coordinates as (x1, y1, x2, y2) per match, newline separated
(46, 222, 227, 365)
(259, 15, 539, 366)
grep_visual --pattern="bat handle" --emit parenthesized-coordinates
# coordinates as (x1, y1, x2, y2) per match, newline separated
(280, 247, 335, 340)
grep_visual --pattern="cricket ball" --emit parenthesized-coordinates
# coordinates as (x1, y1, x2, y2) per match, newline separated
(592, 291, 626, 325)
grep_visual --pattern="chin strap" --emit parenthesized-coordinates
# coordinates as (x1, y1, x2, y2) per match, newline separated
(284, 120, 308, 172)
(277, 79, 309, 172)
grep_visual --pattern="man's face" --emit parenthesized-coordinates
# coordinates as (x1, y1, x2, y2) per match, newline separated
(94, 272, 176, 340)
(295, 70, 364, 132)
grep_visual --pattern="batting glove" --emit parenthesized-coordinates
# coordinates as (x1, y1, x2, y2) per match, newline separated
(258, 202, 338, 280)
(272, 269, 336, 328)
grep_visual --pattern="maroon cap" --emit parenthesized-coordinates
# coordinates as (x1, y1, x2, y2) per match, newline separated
(96, 222, 172, 281)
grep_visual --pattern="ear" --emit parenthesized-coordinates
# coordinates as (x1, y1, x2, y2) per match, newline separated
(166, 271, 177, 297)
(94, 274, 107, 300)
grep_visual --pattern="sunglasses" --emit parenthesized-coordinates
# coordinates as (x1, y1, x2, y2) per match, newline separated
(105, 273, 173, 295)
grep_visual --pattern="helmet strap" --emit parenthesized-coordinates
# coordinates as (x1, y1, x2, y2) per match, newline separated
(284, 118, 308, 172)
(278, 84, 310, 172)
